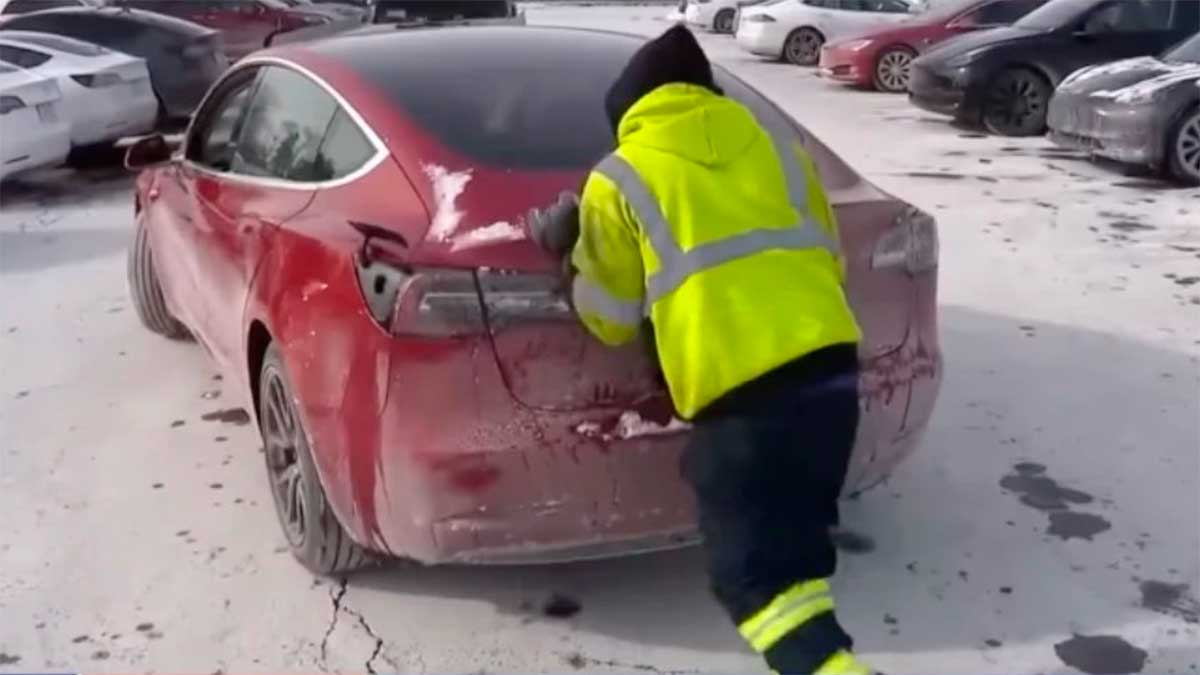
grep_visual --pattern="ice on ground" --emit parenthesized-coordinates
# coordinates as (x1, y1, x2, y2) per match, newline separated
(422, 163, 473, 242)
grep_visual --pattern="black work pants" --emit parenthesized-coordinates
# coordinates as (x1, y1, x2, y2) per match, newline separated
(680, 343, 860, 673)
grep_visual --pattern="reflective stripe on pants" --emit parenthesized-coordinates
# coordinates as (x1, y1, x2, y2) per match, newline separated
(738, 578, 835, 653)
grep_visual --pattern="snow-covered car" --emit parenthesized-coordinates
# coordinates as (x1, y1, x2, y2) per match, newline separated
(736, 0, 915, 66)
(1048, 33, 1200, 186)
(0, 62, 69, 180)
(682, 0, 767, 33)
(0, 30, 156, 146)
(0, 0, 101, 19)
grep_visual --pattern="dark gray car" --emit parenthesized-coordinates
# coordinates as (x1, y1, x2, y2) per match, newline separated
(1048, 32, 1200, 184)
(0, 6, 226, 122)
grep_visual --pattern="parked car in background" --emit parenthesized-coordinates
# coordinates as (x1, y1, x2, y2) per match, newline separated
(0, 30, 156, 146)
(683, 0, 767, 33)
(0, 0, 99, 18)
(908, 0, 1200, 136)
(819, 0, 1047, 92)
(370, 0, 523, 24)
(736, 0, 914, 66)
(123, 25, 941, 574)
(109, 0, 331, 59)
(0, 7, 226, 122)
(0, 62, 69, 180)
(280, 0, 365, 21)
(1048, 32, 1200, 184)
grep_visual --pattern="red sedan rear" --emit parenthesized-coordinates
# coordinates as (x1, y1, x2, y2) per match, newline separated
(819, 0, 1046, 92)
(126, 25, 942, 574)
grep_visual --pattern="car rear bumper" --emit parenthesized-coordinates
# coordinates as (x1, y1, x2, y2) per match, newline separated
(819, 46, 872, 86)
(1046, 96, 1164, 168)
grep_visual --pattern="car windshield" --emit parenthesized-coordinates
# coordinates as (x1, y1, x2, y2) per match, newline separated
(1014, 0, 1095, 29)
(1164, 32, 1200, 62)
(6, 31, 108, 56)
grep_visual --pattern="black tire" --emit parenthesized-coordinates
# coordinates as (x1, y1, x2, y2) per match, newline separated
(128, 221, 190, 339)
(713, 8, 736, 33)
(982, 68, 1052, 137)
(1166, 104, 1200, 186)
(259, 345, 372, 575)
(872, 46, 915, 93)
(783, 27, 824, 66)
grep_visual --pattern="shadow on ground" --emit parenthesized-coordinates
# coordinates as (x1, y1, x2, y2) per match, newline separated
(343, 305, 1199, 670)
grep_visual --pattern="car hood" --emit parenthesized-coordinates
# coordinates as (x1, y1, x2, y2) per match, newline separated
(918, 25, 1035, 64)
(1057, 56, 1200, 103)
(836, 16, 947, 46)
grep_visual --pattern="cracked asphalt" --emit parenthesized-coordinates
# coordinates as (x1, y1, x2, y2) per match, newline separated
(1, 3, 1198, 673)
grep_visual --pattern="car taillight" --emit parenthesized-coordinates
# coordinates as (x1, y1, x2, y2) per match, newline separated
(0, 95, 25, 115)
(71, 72, 123, 88)
(355, 260, 572, 337)
(870, 207, 939, 275)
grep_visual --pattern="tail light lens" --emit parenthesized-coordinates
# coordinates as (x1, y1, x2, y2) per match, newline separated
(355, 259, 571, 337)
(71, 72, 123, 88)
(0, 95, 25, 115)
(870, 207, 938, 275)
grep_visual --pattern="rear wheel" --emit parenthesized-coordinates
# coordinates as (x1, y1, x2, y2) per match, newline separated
(713, 8, 736, 33)
(260, 345, 372, 575)
(982, 68, 1052, 137)
(1167, 105, 1200, 186)
(128, 220, 189, 339)
(873, 46, 915, 93)
(784, 27, 824, 66)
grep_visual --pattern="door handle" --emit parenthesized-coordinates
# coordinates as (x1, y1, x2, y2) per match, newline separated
(147, 187, 160, 201)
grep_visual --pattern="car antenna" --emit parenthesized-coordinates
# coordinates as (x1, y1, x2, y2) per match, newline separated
(348, 220, 407, 263)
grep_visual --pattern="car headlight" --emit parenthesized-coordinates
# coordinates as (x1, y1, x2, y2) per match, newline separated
(842, 39, 875, 52)
(743, 13, 776, 22)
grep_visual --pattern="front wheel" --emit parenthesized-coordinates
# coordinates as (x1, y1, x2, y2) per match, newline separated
(127, 220, 190, 339)
(982, 68, 1052, 137)
(873, 46, 915, 93)
(784, 27, 824, 66)
(713, 8, 736, 33)
(260, 345, 372, 575)
(1166, 105, 1200, 186)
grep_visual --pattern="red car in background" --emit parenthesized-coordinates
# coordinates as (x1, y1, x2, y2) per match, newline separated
(819, 0, 1046, 92)
(113, 0, 332, 59)
(124, 25, 942, 575)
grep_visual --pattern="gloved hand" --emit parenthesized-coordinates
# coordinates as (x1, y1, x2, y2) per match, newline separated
(525, 191, 580, 258)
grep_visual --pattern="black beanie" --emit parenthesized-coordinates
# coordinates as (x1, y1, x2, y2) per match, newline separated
(604, 24, 722, 135)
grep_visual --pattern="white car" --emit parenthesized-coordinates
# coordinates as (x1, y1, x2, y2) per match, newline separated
(0, 31, 157, 147)
(736, 0, 914, 66)
(0, 62, 69, 180)
(0, 0, 99, 17)
(683, 0, 768, 34)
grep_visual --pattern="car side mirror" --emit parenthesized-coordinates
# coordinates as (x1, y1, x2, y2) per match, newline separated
(124, 134, 179, 171)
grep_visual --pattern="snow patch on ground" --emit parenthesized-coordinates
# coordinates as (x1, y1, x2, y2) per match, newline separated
(450, 221, 526, 251)
(422, 163, 473, 242)
(575, 411, 691, 442)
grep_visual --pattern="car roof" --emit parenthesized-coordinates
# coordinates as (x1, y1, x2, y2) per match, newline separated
(0, 28, 110, 52)
(13, 6, 216, 36)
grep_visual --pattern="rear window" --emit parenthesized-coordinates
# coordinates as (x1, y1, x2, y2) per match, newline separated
(3, 0, 83, 14)
(372, 0, 512, 22)
(6, 31, 108, 55)
(0, 43, 52, 68)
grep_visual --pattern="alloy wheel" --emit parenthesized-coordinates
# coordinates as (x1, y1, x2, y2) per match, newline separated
(715, 9, 735, 33)
(1175, 113, 1200, 182)
(263, 367, 307, 548)
(875, 49, 913, 92)
(785, 29, 823, 66)
(984, 71, 1049, 136)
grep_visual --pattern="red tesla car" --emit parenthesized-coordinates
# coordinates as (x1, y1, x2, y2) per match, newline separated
(818, 0, 1046, 92)
(125, 24, 943, 574)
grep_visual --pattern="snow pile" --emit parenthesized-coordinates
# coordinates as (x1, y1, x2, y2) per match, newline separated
(574, 411, 691, 442)
(450, 221, 526, 251)
(422, 163, 473, 242)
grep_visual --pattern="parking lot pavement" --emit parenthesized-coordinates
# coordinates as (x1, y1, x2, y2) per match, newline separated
(1, 5, 1198, 674)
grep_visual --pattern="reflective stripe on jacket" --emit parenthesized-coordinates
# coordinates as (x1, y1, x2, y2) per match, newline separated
(570, 83, 861, 418)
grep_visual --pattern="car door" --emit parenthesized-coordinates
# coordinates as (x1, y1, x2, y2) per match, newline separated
(186, 64, 337, 371)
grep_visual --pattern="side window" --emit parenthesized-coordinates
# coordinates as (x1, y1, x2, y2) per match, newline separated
(1169, 0, 1199, 29)
(232, 66, 337, 180)
(1082, 0, 1173, 32)
(966, 0, 1044, 25)
(803, 0, 831, 7)
(0, 44, 52, 68)
(876, 0, 911, 12)
(307, 109, 375, 181)
(187, 68, 260, 170)
(7, 0, 82, 13)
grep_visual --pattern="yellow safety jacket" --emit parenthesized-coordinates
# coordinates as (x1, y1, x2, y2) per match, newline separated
(570, 83, 861, 419)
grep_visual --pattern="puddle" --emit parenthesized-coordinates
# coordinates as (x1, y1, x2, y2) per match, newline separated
(1139, 580, 1200, 624)
(1054, 634, 1147, 674)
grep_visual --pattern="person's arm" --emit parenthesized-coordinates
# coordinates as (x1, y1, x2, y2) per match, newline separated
(568, 170, 645, 346)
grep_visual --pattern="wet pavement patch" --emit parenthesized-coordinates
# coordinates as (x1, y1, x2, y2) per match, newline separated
(71, 635, 88, 643)
(1000, 463, 1094, 510)
(200, 408, 251, 426)
(1171, 276, 1200, 287)
(1109, 221, 1156, 232)
(564, 652, 587, 669)
(1139, 580, 1200, 624)
(830, 528, 875, 554)
(91, 650, 110, 660)
(1047, 511, 1112, 541)
(902, 171, 966, 180)
(542, 593, 582, 619)
(1054, 634, 1147, 674)
(984, 639, 1002, 648)
(136, 622, 154, 632)
(170, 420, 186, 428)
(0, 653, 20, 665)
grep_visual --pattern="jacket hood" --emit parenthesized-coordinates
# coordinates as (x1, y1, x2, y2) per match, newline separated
(617, 83, 759, 168)
(604, 24, 722, 135)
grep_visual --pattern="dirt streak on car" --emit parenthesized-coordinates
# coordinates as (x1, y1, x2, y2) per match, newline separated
(125, 25, 942, 573)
